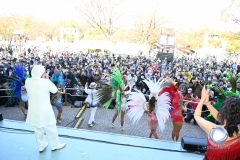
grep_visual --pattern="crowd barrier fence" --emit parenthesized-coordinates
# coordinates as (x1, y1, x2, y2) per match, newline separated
(0, 88, 209, 112)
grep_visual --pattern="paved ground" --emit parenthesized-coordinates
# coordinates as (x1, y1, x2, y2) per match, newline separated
(0, 104, 207, 142)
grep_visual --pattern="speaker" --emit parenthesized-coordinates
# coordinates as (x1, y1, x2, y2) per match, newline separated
(0, 113, 3, 121)
(181, 136, 207, 153)
(73, 101, 83, 108)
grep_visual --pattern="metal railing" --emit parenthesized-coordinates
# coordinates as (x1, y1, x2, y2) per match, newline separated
(0, 88, 209, 112)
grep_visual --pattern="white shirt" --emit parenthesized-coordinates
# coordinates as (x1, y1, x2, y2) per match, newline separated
(84, 86, 99, 106)
(121, 97, 128, 111)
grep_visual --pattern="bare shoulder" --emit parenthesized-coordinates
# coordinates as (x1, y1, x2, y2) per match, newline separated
(146, 103, 149, 109)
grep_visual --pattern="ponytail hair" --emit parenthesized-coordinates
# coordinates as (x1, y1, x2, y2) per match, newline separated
(149, 96, 156, 113)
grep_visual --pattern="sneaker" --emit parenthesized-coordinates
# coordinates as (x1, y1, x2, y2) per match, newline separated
(121, 126, 124, 131)
(52, 143, 66, 151)
(57, 119, 61, 124)
(111, 123, 114, 128)
(40, 142, 48, 153)
(92, 121, 96, 124)
(88, 124, 93, 127)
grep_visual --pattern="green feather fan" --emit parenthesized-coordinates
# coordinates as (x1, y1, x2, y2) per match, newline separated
(97, 69, 124, 111)
(97, 83, 114, 109)
(227, 71, 237, 93)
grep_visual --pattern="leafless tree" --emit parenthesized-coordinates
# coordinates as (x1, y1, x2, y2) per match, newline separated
(76, 0, 124, 41)
(130, 9, 166, 54)
(221, 0, 240, 24)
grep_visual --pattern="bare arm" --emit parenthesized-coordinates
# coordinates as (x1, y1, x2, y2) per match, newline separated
(85, 82, 89, 94)
(59, 88, 66, 94)
(194, 87, 216, 134)
(206, 102, 219, 121)
(181, 102, 188, 112)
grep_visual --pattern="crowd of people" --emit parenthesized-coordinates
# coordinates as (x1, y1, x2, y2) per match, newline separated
(0, 47, 239, 115)
(0, 47, 238, 109)
(0, 46, 240, 159)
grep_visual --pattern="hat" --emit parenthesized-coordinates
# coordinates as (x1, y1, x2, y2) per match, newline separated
(188, 88, 192, 91)
(89, 82, 97, 89)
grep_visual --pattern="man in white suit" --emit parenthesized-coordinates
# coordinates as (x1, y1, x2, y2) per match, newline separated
(85, 82, 99, 127)
(25, 65, 66, 152)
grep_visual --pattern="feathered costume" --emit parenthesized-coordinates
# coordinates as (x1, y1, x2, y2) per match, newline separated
(205, 71, 239, 122)
(0, 65, 25, 105)
(97, 69, 124, 112)
(50, 70, 64, 106)
(159, 83, 183, 122)
(51, 71, 64, 86)
(127, 78, 172, 132)
(12, 65, 25, 99)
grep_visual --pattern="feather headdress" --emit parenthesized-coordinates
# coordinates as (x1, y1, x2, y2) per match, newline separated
(97, 69, 124, 112)
(143, 78, 173, 99)
(51, 70, 64, 86)
(110, 69, 125, 112)
(110, 69, 124, 89)
(158, 83, 178, 99)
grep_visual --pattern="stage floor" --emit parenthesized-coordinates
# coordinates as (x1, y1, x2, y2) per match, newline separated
(0, 119, 204, 160)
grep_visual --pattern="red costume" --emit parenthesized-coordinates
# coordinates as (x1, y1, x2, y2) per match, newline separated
(204, 136, 240, 160)
(159, 84, 183, 122)
(171, 92, 184, 122)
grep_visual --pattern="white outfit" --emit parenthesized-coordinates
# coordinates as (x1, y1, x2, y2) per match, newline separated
(121, 97, 128, 111)
(25, 65, 64, 151)
(21, 86, 29, 102)
(21, 94, 29, 102)
(85, 86, 99, 125)
(88, 107, 97, 124)
(84, 86, 98, 106)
